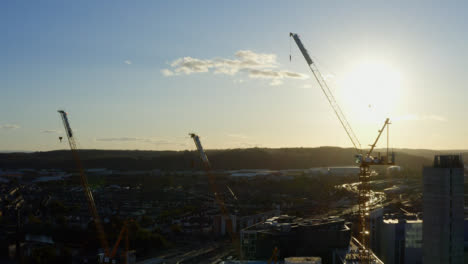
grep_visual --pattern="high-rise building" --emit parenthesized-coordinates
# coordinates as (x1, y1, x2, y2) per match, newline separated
(423, 155, 464, 264)
(404, 219, 423, 264)
(370, 207, 384, 256)
(378, 216, 422, 264)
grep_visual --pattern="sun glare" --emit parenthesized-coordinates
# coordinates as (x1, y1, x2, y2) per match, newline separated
(336, 61, 403, 123)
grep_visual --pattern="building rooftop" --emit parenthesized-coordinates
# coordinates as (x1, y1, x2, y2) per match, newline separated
(285, 256, 322, 263)
(433, 154, 463, 168)
(243, 215, 348, 234)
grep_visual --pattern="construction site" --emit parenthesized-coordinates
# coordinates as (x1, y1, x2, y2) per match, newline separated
(0, 31, 418, 264)
(8, 1, 468, 263)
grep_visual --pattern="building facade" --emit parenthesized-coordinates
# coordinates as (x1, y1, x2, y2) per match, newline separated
(370, 208, 384, 257)
(378, 217, 422, 264)
(423, 155, 464, 264)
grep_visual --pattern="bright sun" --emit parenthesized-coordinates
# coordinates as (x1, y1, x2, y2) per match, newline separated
(335, 61, 403, 123)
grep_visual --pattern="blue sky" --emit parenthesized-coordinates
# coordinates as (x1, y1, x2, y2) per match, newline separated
(2, 1, 468, 151)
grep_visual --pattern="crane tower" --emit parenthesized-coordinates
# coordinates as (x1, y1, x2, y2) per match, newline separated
(189, 133, 234, 238)
(58, 110, 111, 257)
(290, 33, 395, 263)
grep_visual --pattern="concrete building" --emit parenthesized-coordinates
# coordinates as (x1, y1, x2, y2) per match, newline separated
(423, 155, 464, 264)
(240, 215, 351, 263)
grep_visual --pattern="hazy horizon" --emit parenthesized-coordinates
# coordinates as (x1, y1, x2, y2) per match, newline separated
(2, 146, 468, 154)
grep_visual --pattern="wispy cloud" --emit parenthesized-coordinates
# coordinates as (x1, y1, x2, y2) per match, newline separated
(0, 124, 20, 130)
(227, 133, 249, 139)
(162, 50, 308, 86)
(161, 69, 175, 76)
(41, 130, 61, 134)
(98, 137, 137, 142)
(124, 60, 132, 65)
(95, 137, 176, 146)
(395, 114, 447, 122)
(425, 115, 447, 122)
(269, 79, 283, 86)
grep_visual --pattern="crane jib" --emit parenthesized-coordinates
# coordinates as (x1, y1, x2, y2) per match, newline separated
(290, 33, 313, 65)
(290, 32, 362, 152)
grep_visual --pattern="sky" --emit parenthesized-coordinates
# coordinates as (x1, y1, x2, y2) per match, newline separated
(2, 0, 468, 151)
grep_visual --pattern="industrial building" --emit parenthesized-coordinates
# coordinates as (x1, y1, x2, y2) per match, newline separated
(240, 215, 351, 263)
(423, 155, 464, 264)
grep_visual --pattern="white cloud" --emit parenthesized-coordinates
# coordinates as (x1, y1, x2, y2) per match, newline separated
(161, 69, 175, 76)
(124, 60, 132, 65)
(163, 50, 308, 86)
(171, 57, 213, 74)
(234, 50, 277, 67)
(0, 124, 20, 130)
(395, 114, 447, 122)
(249, 69, 308, 79)
(41, 130, 61, 134)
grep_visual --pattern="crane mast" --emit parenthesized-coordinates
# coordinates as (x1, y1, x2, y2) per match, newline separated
(189, 133, 234, 238)
(58, 110, 110, 257)
(290, 33, 395, 263)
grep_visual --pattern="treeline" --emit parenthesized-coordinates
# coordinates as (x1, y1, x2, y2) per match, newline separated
(0, 147, 443, 176)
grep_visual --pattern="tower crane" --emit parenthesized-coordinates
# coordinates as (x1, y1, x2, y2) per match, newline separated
(189, 133, 234, 239)
(58, 110, 111, 258)
(290, 33, 395, 263)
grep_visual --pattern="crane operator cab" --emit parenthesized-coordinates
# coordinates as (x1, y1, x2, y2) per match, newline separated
(356, 153, 395, 165)
(355, 154, 363, 164)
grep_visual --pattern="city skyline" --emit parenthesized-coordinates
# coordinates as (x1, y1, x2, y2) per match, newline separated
(3, 1, 468, 151)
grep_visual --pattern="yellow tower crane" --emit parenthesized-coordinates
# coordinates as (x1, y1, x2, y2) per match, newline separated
(289, 33, 395, 263)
